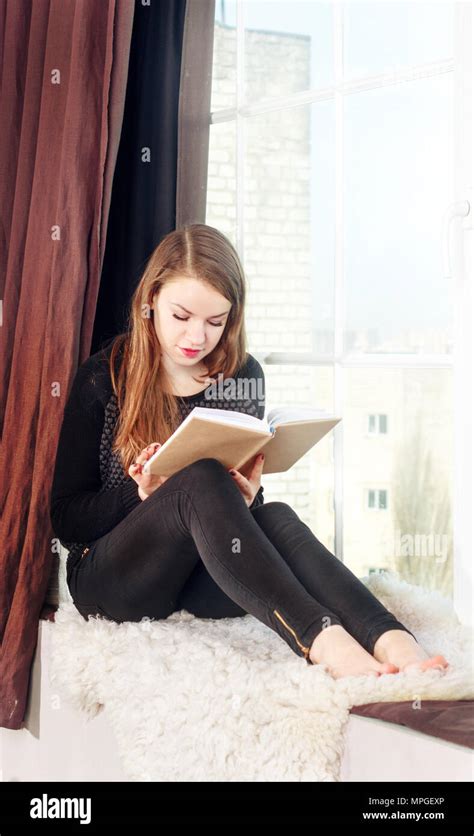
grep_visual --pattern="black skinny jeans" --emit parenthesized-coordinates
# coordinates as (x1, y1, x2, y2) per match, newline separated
(67, 457, 415, 665)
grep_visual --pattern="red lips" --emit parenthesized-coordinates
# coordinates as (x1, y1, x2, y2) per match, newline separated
(179, 346, 201, 355)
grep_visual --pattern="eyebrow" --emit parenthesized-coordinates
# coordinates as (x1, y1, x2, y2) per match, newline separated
(170, 302, 231, 318)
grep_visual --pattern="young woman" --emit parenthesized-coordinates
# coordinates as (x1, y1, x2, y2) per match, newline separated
(50, 224, 449, 679)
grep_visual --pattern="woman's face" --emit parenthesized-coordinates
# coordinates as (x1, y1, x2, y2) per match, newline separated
(151, 277, 231, 370)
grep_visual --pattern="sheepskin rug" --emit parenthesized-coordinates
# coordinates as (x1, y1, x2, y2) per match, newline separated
(50, 571, 473, 781)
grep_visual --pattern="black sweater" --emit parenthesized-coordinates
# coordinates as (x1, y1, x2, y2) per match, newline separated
(50, 339, 266, 569)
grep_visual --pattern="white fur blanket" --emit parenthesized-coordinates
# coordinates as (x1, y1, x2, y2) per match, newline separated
(50, 572, 473, 781)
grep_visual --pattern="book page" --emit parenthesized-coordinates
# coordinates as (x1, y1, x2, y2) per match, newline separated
(266, 405, 335, 432)
(187, 406, 267, 431)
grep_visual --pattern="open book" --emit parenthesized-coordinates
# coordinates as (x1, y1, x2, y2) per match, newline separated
(143, 405, 342, 478)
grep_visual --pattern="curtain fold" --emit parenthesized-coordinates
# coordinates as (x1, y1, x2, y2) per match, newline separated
(91, 0, 216, 354)
(0, 0, 135, 730)
(91, 0, 187, 353)
(176, 0, 215, 227)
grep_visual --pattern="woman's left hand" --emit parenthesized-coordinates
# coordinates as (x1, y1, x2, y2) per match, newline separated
(228, 453, 265, 507)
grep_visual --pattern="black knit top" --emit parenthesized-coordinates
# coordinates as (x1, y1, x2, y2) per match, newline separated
(50, 338, 266, 575)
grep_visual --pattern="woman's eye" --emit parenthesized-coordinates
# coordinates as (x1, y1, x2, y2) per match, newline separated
(173, 314, 224, 327)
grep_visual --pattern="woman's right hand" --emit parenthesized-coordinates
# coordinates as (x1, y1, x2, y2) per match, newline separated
(128, 443, 169, 500)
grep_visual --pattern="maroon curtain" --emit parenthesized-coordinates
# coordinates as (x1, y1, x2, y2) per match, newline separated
(0, 0, 135, 729)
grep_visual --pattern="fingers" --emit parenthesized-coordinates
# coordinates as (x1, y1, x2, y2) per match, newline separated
(141, 442, 161, 475)
(228, 468, 243, 481)
(228, 468, 251, 503)
(228, 468, 251, 494)
(141, 442, 161, 460)
(250, 452, 265, 475)
(137, 442, 160, 464)
(235, 453, 265, 481)
(129, 443, 161, 476)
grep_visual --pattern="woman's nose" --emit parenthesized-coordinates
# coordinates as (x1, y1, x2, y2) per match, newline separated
(186, 326, 206, 345)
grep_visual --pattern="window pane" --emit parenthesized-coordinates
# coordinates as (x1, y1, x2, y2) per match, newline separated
(206, 121, 237, 247)
(212, 1, 237, 111)
(344, 1, 454, 80)
(378, 489, 387, 509)
(344, 74, 454, 354)
(244, 0, 334, 102)
(260, 364, 335, 551)
(343, 368, 453, 598)
(379, 414, 387, 434)
(242, 101, 335, 355)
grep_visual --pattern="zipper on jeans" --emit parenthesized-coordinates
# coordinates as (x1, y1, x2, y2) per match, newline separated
(273, 608, 312, 664)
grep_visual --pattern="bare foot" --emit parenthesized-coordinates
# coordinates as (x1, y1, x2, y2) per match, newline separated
(373, 630, 450, 673)
(309, 624, 399, 679)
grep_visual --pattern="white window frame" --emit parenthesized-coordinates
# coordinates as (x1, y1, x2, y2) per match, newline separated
(210, 1, 472, 622)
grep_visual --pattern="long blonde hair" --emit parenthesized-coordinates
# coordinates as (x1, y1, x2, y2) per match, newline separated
(109, 224, 248, 473)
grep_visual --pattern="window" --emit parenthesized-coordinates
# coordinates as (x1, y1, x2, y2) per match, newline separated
(367, 489, 388, 510)
(207, 2, 471, 604)
(368, 413, 388, 434)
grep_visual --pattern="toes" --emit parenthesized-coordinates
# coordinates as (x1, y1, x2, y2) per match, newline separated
(379, 662, 399, 675)
(422, 655, 449, 671)
(403, 655, 450, 673)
